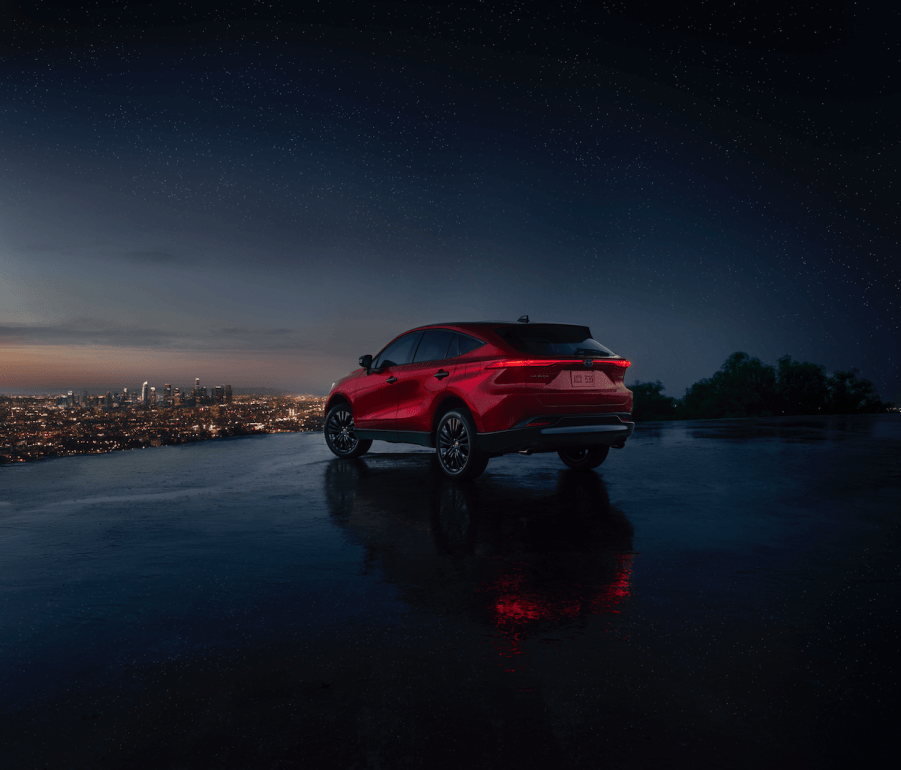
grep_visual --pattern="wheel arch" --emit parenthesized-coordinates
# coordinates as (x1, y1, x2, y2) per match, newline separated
(431, 394, 479, 444)
(325, 393, 351, 415)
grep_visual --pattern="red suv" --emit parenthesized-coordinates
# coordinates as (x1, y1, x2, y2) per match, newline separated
(324, 319, 634, 479)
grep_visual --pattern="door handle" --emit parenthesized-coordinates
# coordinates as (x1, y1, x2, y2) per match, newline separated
(434, 370, 449, 380)
(386, 376, 397, 384)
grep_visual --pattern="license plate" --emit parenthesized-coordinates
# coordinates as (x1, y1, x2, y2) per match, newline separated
(570, 370, 596, 389)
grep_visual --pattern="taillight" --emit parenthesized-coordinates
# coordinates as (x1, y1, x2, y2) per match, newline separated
(602, 360, 631, 382)
(486, 358, 631, 369)
(485, 359, 574, 369)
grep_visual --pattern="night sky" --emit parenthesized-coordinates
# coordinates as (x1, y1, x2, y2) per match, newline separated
(1, 1, 898, 400)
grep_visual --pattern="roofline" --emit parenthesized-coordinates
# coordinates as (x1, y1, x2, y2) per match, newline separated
(420, 321, 513, 326)
(409, 321, 595, 331)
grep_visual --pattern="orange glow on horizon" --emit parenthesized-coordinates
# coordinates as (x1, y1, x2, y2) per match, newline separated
(0, 345, 339, 394)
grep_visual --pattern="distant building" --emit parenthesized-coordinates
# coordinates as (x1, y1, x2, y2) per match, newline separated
(141, 381, 149, 404)
(164, 384, 172, 402)
(214, 385, 223, 404)
(225, 384, 233, 404)
(150, 386, 157, 404)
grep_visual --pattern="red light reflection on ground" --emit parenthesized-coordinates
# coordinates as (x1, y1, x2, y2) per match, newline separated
(588, 554, 634, 614)
(485, 554, 634, 670)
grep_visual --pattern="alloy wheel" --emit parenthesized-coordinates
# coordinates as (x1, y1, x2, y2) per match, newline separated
(326, 408, 357, 454)
(438, 416, 470, 473)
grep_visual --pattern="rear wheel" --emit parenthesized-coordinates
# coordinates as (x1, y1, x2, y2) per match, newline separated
(557, 445, 609, 470)
(324, 404, 372, 459)
(435, 409, 489, 480)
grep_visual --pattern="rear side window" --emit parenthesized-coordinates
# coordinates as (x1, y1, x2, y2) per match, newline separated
(374, 332, 421, 369)
(454, 333, 485, 357)
(494, 324, 615, 357)
(413, 329, 456, 363)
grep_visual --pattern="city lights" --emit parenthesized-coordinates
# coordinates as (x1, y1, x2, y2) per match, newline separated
(0, 381, 325, 464)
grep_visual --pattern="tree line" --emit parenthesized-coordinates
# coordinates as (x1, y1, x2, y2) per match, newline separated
(629, 352, 892, 422)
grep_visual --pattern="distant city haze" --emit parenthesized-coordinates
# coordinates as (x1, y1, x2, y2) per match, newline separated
(0, 342, 334, 395)
(1, 3, 897, 401)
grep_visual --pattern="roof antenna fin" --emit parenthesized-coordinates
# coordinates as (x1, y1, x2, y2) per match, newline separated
(517, 315, 529, 324)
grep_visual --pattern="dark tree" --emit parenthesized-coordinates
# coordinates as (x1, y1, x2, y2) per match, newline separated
(629, 380, 679, 422)
(775, 355, 829, 415)
(681, 352, 778, 419)
(826, 370, 888, 414)
(632, 354, 890, 422)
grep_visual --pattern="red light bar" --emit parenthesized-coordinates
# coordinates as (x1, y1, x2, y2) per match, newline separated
(486, 359, 631, 369)
(484, 359, 569, 368)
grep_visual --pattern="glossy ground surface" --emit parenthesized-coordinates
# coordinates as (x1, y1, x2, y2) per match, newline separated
(1, 415, 899, 769)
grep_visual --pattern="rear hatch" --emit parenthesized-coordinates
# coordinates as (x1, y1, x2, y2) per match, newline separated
(535, 358, 630, 406)
(488, 323, 631, 407)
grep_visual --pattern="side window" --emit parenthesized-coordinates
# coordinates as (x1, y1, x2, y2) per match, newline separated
(455, 333, 485, 357)
(412, 329, 456, 364)
(374, 332, 421, 369)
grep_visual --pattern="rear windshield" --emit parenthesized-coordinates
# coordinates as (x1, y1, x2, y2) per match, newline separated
(494, 324, 616, 357)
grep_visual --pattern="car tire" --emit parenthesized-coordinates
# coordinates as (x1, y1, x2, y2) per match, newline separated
(435, 409, 489, 481)
(324, 404, 372, 459)
(557, 445, 609, 470)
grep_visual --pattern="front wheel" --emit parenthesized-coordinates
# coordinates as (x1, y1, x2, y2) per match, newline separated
(324, 404, 372, 459)
(557, 445, 609, 470)
(435, 409, 489, 481)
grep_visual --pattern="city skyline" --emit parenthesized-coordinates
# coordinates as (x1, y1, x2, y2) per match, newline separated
(45, 379, 234, 407)
(1, 381, 298, 398)
(1, 3, 897, 401)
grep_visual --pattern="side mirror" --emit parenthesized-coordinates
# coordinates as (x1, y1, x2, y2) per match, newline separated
(359, 354, 373, 373)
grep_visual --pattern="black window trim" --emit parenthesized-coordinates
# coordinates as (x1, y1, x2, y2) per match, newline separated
(376, 328, 487, 369)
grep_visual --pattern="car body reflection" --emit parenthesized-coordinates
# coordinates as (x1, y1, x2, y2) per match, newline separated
(323, 455, 635, 669)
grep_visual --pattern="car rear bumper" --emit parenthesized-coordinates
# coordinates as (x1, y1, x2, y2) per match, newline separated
(477, 413, 634, 454)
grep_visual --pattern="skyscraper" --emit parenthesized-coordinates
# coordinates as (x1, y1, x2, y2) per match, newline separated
(225, 384, 233, 404)
(141, 381, 149, 404)
(164, 384, 172, 402)
(214, 385, 223, 404)
(150, 386, 157, 404)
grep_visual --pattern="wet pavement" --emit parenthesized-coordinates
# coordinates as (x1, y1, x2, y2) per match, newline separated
(1, 414, 899, 769)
